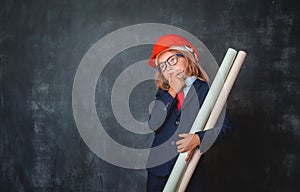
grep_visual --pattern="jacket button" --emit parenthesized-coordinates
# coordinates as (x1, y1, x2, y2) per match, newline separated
(164, 103, 170, 111)
(175, 120, 180, 125)
(171, 141, 175, 145)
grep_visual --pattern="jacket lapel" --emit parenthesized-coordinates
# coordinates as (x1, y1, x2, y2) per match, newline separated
(180, 79, 203, 113)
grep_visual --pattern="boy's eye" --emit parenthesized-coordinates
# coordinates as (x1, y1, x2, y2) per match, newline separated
(159, 63, 166, 71)
(168, 57, 178, 65)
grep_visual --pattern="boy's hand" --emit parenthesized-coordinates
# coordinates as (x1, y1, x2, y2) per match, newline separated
(168, 67, 186, 94)
(176, 133, 200, 161)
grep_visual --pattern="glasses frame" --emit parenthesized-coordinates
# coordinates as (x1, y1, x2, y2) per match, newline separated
(156, 53, 184, 72)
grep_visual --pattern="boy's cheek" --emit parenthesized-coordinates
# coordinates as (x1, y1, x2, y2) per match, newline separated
(162, 73, 170, 82)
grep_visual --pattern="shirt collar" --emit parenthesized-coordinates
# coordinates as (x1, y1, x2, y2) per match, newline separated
(184, 76, 197, 87)
(183, 76, 197, 98)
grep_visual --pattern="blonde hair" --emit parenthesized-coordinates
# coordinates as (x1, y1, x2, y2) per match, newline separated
(155, 46, 209, 91)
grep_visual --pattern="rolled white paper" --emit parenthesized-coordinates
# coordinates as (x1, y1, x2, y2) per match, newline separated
(178, 149, 202, 192)
(163, 48, 237, 192)
(177, 51, 247, 192)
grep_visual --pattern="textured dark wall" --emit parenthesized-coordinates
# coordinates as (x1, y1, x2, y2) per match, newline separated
(1, 0, 299, 191)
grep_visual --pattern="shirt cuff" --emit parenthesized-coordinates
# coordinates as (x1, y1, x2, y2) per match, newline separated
(196, 130, 206, 146)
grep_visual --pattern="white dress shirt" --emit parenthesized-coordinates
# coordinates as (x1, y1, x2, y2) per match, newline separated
(183, 76, 197, 98)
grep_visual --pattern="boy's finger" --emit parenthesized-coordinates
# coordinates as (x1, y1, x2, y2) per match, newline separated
(179, 133, 188, 138)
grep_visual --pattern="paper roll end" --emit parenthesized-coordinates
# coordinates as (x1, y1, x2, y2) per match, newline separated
(238, 50, 247, 57)
(227, 48, 237, 54)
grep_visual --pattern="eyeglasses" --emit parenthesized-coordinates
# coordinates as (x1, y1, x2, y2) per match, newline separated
(157, 53, 184, 72)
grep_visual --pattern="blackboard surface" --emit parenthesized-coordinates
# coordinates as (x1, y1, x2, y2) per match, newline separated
(1, 0, 299, 191)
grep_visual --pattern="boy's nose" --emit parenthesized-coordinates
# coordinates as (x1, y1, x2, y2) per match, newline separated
(166, 64, 174, 71)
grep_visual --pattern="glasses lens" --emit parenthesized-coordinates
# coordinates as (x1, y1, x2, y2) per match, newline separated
(159, 63, 166, 72)
(167, 55, 178, 66)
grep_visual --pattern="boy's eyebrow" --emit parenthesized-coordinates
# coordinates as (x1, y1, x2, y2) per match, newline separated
(156, 51, 178, 63)
(157, 54, 174, 64)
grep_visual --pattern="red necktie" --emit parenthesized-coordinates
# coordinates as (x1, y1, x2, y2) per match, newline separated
(176, 91, 184, 110)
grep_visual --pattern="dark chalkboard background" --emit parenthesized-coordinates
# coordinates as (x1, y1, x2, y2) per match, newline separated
(1, 0, 299, 191)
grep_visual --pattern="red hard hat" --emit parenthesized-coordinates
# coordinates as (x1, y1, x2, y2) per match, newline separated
(148, 34, 200, 68)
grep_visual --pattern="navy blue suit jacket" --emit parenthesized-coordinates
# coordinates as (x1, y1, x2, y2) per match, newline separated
(147, 79, 231, 176)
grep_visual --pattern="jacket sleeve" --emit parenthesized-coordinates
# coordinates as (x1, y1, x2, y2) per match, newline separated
(148, 90, 177, 132)
(192, 82, 232, 153)
(196, 109, 232, 153)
